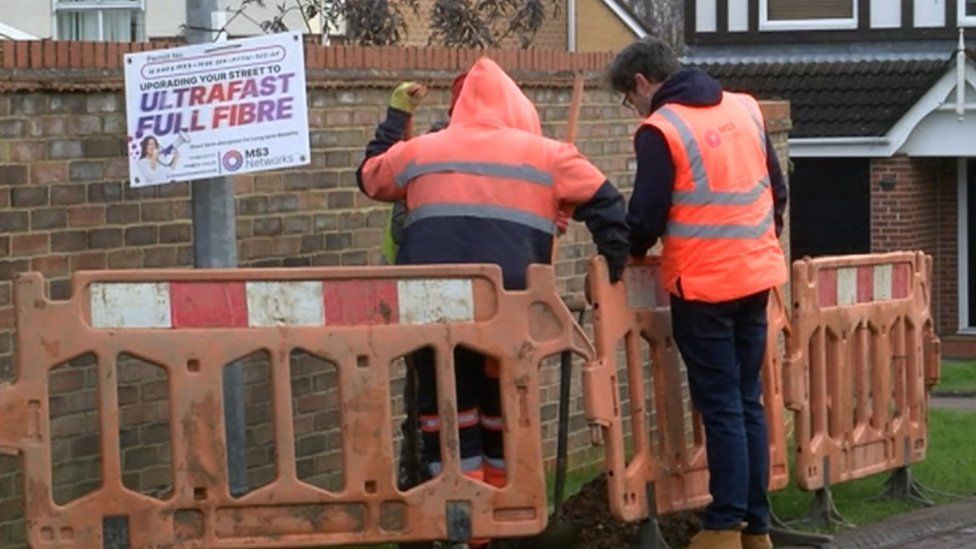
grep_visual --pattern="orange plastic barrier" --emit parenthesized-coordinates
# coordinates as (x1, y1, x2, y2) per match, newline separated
(583, 256, 790, 522)
(0, 265, 590, 548)
(784, 252, 941, 491)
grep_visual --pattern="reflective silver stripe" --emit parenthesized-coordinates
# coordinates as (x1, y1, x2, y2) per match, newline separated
(480, 415, 503, 430)
(458, 408, 481, 428)
(427, 455, 485, 475)
(484, 456, 507, 470)
(732, 94, 767, 157)
(658, 107, 710, 193)
(461, 455, 484, 472)
(671, 177, 771, 206)
(405, 203, 558, 235)
(395, 160, 554, 188)
(666, 209, 774, 240)
(420, 416, 441, 431)
(658, 103, 769, 207)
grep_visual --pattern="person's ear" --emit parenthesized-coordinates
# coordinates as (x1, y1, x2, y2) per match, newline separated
(634, 73, 654, 96)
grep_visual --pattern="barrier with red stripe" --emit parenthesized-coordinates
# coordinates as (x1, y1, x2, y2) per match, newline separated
(0, 265, 591, 548)
(785, 252, 941, 490)
(582, 256, 791, 522)
(90, 278, 476, 328)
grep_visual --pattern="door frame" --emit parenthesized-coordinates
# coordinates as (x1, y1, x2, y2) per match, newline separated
(959, 158, 975, 333)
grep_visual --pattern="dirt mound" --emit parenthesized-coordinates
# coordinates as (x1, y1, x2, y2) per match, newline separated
(560, 474, 703, 548)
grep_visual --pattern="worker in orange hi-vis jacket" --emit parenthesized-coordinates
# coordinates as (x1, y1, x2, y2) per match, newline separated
(357, 58, 629, 547)
(611, 37, 788, 549)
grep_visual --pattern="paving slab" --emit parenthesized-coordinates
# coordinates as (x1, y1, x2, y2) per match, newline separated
(781, 498, 976, 549)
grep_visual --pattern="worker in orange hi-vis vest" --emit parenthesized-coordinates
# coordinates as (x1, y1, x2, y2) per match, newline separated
(610, 38, 788, 549)
(357, 57, 629, 547)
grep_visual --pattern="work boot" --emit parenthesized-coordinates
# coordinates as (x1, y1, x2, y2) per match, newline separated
(687, 529, 743, 549)
(741, 533, 773, 549)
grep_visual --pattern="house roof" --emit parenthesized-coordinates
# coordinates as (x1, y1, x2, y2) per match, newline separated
(0, 22, 37, 40)
(688, 53, 965, 138)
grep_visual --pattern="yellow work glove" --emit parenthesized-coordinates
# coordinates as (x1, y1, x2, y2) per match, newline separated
(389, 82, 427, 114)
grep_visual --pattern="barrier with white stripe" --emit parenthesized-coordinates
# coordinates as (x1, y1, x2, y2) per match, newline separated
(786, 252, 941, 491)
(89, 278, 475, 329)
(2, 264, 592, 548)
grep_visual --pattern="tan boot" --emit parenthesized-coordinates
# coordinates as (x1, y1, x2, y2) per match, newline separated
(687, 529, 743, 549)
(741, 533, 773, 549)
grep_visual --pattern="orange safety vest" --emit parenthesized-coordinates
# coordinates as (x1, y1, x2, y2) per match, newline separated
(643, 92, 787, 303)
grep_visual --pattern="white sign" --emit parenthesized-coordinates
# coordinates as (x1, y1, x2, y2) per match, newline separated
(123, 32, 310, 187)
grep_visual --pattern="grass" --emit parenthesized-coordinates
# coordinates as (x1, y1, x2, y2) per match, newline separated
(934, 360, 976, 394)
(770, 408, 976, 530)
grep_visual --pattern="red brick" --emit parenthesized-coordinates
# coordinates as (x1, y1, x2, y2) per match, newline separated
(51, 231, 88, 252)
(10, 141, 47, 162)
(56, 41, 70, 68)
(32, 162, 69, 185)
(11, 234, 48, 256)
(68, 206, 106, 227)
(144, 247, 177, 268)
(29, 41, 42, 68)
(72, 252, 106, 271)
(82, 42, 95, 68)
(43, 40, 56, 68)
(2, 41, 14, 69)
(108, 42, 120, 69)
(15, 41, 28, 69)
(107, 249, 143, 269)
(32, 255, 69, 277)
(94, 42, 107, 69)
(0, 164, 28, 185)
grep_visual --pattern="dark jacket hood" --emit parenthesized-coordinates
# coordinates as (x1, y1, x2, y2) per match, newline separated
(650, 67, 723, 112)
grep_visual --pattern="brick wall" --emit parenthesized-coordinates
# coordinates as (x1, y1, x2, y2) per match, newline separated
(0, 41, 791, 547)
(870, 157, 958, 335)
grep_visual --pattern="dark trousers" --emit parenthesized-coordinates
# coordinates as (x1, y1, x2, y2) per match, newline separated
(671, 289, 771, 534)
(413, 347, 503, 472)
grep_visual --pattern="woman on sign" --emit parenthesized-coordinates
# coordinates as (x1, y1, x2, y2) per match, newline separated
(136, 135, 181, 185)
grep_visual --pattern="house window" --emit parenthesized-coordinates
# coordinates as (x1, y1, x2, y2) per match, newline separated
(962, 0, 976, 25)
(54, 0, 146, 42)
(760, 0, 857, 31)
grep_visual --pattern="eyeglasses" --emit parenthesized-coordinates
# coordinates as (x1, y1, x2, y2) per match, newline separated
(621, 92, 637, 113)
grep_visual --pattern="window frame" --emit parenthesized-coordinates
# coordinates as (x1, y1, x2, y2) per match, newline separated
(961, 0, 976, 26)
(759, 0, 858, 31)
(52, 0, 146, 41)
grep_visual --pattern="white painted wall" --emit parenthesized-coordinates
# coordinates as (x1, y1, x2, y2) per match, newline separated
(900, 113, 976, 156)
(871, 0, 902, 28)
(0, 0, 53, 38)
(145, 1, 184, 38)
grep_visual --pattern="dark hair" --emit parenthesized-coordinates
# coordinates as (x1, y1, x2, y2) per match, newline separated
(139, 136, 159, 159)
(608, 37, 680, 93)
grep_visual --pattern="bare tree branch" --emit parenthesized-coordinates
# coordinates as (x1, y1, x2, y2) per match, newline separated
(212, 0, 558, 48)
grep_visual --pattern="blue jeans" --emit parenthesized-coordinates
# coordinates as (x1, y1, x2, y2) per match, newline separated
(671, 289, 771, 534)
